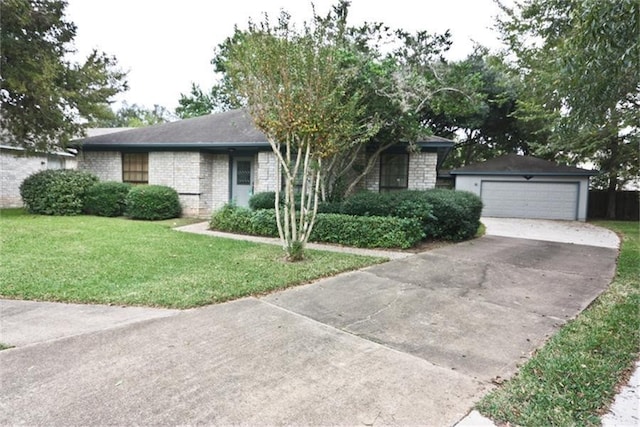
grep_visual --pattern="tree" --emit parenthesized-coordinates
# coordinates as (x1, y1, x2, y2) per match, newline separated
(425, 49, 543, 168)
(1, 0, 127, 151)
(92, 103, 174, 127)
(223, 10, 379, 261)
(498, 0, 640, 218)
(175, 83, 236, 118)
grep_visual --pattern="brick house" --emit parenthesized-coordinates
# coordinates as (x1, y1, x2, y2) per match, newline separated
(76, 109, 453, 217)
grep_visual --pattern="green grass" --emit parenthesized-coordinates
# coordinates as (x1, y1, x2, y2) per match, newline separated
(0, 343, 14, 351)
(477, 221, 640, 426)
(0, 210, 383, 308)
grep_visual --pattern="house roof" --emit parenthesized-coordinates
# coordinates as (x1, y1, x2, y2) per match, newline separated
(76, 109, 270, 151)
(450, 153, 597, 176)
(76, 108, 455, 152)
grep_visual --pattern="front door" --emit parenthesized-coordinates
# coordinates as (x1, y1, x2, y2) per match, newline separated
(231, 157, 253, 207)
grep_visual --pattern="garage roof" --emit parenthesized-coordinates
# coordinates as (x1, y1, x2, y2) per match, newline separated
(450, 154, 597, 176)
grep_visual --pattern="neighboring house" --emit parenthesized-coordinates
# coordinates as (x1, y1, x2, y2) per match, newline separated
(0, 145, 76, 208)
(0, 128, 131, 209)
(76, 109, 454, 217)
(451, 153, 597, 221)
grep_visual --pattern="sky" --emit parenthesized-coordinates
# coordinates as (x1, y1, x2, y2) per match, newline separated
(65, 0, 509, 112)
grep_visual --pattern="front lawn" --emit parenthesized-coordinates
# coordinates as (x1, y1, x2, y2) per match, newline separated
(0, 210, 382, 308)
(476, 221, 640, 425)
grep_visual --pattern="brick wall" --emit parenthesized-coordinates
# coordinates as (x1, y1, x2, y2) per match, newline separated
(364, 156, 380, 191)
(408, 152, 437, 190)
(211, 154, 229, 210)
(255, 151, 278, 193)
(1, 149, 47, 207)
(77, 151, 122, 181)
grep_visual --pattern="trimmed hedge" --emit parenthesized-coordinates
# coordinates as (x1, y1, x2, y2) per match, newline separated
(249, 191, 277, 210)
(19, 169, 99, 215)
(84, 181, 132, 217)
(209, 203, 252, 233)
(310, 214, 424, 249)
(209, 204, 423, 248)
(421, 189, 483, 241)
(125, 185, 182, 220)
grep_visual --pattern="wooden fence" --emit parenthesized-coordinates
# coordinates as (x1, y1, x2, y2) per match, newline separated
(588, 190, 639, 220)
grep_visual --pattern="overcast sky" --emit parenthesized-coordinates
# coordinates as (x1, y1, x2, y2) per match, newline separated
(65, 0, 509, 111)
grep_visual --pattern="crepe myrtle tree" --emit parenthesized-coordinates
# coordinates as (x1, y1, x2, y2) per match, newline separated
(223, 12, 378, 261)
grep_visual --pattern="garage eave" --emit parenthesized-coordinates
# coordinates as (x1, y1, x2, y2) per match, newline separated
(449, 170, 598, 177)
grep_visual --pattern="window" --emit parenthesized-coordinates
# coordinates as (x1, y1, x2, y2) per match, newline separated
(122, 153, 148, 184)
(379, 153, 409, 190)
(236, 160, 252, 185)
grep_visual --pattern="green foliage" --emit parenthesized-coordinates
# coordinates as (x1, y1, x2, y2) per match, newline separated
(125, 185, 181, 220)
(310, 214, 424, 249)
(249, 209, 280, 236)
(209, 203, 252, 233)
(92, 102, 174, 128)
(421, 189, 482, 241)
(341, 191, 434, 224)
(249, 192, 277, 210)
(19, 169, 99, 215)
(498, 0, 639, 204)
(210, 204, 423, 248)
(175, 83, 235, 118)
(83, 181, 132, 217)
(0, 0, 127, 151)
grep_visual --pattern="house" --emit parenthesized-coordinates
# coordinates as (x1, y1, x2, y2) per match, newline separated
(76, 109, 453, 216)
(0, 128, 131, 209)
(450, 154, 597, 221)
(0, 145, 76, 208)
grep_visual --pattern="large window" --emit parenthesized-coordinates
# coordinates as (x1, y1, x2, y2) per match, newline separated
(379, 153, 408, 190)
(122, 153, 148, 184)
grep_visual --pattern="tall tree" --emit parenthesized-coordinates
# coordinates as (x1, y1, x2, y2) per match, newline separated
(175, 83, 236, 118)
(213, 1, 463, 201)
(223, 10, 379, 261)
(1, 0, 127, 151)
(92, 103, 174, 127)
(498, 0, 640, 218)
(426, 49, 542, 168)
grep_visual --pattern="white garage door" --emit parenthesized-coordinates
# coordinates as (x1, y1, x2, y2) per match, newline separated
(481, 181, 579, 220)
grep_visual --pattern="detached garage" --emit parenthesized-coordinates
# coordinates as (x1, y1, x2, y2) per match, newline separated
(451, 154, 597, 221)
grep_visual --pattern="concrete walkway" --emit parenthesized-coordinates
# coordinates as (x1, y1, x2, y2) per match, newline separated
(0, 219, 626, 425)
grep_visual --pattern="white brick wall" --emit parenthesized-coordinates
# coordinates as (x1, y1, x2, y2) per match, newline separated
(408, 152, 437, 190)
(211, 154, 229, 210)
(364, 156, 380, 191)
(1, 149, 46, 207)
(77, 151, 122, 181)
(255, 151, 278, 193)
(1, 148, 78, 208)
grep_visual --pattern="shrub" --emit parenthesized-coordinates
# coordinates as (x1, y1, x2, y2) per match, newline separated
(311, 214, 424, 249)
(249, 208, 279, 236)
(125, 185, 182, 220)
(421, 189, 483, 241)
(84, 181, 132, 217)
(249, 192, 277, 210)
(341, 191, 434, 223)
(210, 203, 253, 233)
(19, 169, 99, 215)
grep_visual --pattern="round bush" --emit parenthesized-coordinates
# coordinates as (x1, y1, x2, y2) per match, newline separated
(84, 181, 132, 217)
(19, 169, 99, 215)
(249, 192, 277, 210)
(125, 185, 182, 220)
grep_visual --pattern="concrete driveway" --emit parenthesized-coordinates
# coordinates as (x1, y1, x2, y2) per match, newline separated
(0, 220, 619, 426)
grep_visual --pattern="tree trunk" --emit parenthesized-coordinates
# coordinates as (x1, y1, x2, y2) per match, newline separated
(605, 174, 617, 220)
